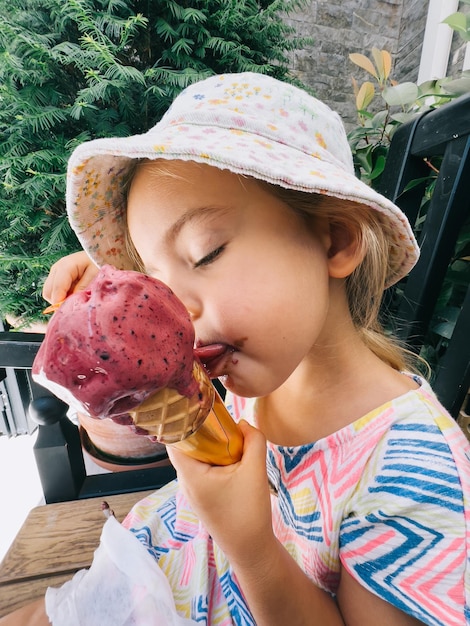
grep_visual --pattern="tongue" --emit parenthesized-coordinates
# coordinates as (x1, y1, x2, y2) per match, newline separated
(194, 344, 228, 363)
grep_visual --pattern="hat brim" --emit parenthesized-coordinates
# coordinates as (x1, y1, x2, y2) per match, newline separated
(67, 122, 419, 287)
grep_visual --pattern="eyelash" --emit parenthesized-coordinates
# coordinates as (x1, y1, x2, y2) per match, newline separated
(194, 245, 225, 268)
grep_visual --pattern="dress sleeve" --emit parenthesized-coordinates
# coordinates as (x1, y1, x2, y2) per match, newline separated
(339, 418, 469, 626)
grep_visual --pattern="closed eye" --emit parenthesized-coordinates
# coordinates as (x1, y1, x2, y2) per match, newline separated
(194, 245, 225, 268)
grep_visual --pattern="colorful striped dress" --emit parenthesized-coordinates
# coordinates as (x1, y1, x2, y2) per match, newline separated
(123, 378, 470, 625)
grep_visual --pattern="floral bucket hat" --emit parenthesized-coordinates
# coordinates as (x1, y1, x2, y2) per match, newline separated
(66, 71, 419, 286)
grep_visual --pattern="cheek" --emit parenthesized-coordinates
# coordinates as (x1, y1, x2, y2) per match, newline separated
(206, 239, 331, 339)
(216, 279, 292, 345)
(204, 279, 263, 347)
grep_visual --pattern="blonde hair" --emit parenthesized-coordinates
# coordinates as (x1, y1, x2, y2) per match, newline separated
(124, 162, 417, 373)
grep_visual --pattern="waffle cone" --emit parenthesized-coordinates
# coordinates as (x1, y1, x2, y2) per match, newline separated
(129, 361, 213, 444)
(129, 361, 243, 465)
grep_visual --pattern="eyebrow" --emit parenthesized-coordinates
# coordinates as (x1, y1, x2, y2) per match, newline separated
(165, 205, 231, 245)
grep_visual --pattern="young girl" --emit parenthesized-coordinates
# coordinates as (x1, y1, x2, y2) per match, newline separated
(4, 72, 469, 626)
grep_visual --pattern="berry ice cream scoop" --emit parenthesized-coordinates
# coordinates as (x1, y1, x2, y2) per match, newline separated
(32, 265, 243, 465)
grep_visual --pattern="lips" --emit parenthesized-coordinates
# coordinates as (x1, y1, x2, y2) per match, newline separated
(194, 343, 235, 378)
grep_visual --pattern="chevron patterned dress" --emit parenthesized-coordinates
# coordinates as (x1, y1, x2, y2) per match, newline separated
(123, 377, 470, 625)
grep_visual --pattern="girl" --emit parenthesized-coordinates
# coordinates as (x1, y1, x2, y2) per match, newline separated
(5, 72, 470, 625)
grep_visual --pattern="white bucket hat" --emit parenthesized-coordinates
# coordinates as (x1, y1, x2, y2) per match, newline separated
(66, 71, 419, 286)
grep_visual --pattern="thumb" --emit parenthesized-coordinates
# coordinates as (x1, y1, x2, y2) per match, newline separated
(238, 420, 267, 465)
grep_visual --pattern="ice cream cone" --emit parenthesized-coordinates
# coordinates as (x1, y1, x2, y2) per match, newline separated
(129, 361, 243, 465)
(32, 267, 244, 466)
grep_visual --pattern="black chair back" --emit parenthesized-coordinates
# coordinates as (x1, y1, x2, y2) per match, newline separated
(379, 92, 470, 418)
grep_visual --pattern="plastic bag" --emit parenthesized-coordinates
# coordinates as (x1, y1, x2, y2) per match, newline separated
(45, 516, 196, 626)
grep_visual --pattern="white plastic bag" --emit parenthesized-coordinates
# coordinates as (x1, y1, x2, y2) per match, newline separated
(45, 516, 196, 626)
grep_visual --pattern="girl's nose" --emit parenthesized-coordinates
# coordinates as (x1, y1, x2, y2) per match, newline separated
(172, 286, 202, 322)
(187, 307, 199, 321)
(159, 271, 202, 322)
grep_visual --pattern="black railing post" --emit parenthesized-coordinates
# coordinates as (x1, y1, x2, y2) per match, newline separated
(30, 396, 86, 503)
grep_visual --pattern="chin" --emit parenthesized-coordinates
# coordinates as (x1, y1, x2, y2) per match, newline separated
(219, 373, 274, 399)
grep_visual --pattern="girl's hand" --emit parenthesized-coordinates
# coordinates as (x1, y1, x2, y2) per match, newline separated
(170, 422, 347, 626)
(42, 251, 99, 305)
(167, 420, 275, 567)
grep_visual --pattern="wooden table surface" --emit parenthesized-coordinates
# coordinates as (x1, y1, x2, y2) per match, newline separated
(0, 490, 154, 617)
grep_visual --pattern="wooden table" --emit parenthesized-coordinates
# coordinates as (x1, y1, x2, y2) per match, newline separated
(0, 490, 154, 617)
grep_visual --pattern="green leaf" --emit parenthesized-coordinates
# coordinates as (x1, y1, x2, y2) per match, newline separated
(390, 112, 419, 125)
(442, 12, 470, 40)
(440, 77, 470, 95)
(442, 11, 467, 31)
(370, 110, 388, 128)
(418, 79, 445, 97)
(402, 176, 433, 193)
(156, 18, 178, 42)
(382, 82, 419, 107)
(354, 146, 374, 175)
(369, 153, 386, 180)
(181, 8, 206, 25)
(170, 37, 195, 56)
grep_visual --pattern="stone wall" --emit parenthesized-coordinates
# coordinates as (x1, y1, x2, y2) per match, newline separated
(286, 0, 429, 126)
(448, 1, 470, 77)
(394, 0, 429, 83)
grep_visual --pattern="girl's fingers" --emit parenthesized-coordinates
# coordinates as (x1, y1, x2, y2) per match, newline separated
(166, 445, 208, 476)
(42, 252, 98, 304)
(71, 264, 100, 294)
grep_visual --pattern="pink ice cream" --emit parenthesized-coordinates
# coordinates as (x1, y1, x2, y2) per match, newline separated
(32, 265, 199, 419)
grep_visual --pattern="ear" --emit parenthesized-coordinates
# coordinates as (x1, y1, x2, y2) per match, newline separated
(326, 223, 366, 279)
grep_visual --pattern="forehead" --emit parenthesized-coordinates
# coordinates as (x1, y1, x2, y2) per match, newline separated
(126, 160, 246, 240)
(130, 159, 251, 193)
(126, 159, 273, 229)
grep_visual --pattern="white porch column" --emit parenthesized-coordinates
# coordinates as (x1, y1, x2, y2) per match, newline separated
(417, 0, 460, 83)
